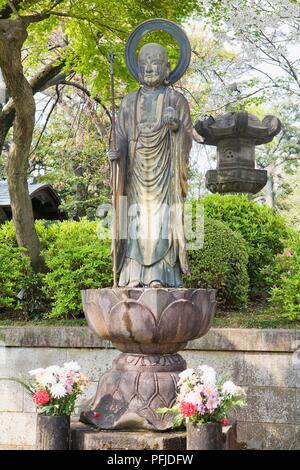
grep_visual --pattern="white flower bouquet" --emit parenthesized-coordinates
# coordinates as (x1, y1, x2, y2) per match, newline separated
(27, 361, 89, 416)
(157, 365, 246, 428)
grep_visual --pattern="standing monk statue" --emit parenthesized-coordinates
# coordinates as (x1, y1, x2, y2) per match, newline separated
(109, 21, 193, 288)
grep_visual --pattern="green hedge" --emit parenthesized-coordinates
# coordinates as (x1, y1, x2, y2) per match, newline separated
(42, 220, 112, 318)
(267, 233, 300, 320)
(199, 194, 291, 297)
(0, 220, 112, 318)
(0, 216, 250, 318)
(0, 243, 31, 309)
(185, 217, 249, 307)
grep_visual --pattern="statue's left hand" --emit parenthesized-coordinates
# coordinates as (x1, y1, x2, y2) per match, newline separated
(163, 106, 179, 131)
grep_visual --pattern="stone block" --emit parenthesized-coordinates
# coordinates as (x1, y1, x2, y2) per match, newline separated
(238, 421, 299, 450)
(237, 422, 264, 450)
(0, 326, 296, 352)
(181, 350, 245, 384)
(71, 420, 240, 450)
(0, 412, 36, 446)
(235, 387, 296, 424)
(0, 381, 24, 412)
(0, 326, 112, 349)
(23, 391, 36, 413)
(263, 424, 299, 450)
(0, 347, 67, 378)
(71, 422, 186, 450)
(187, 328, 296, 353)
(66, 348, 119, 382)
(296, 389, 300, 425)
(244, 353, 299, 387)
(0, 444, 35, 450)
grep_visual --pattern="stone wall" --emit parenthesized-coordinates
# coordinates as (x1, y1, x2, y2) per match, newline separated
(0, 326, 299, 450)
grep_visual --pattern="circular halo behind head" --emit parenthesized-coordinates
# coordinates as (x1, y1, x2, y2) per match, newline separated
(125, 18, 191, 85)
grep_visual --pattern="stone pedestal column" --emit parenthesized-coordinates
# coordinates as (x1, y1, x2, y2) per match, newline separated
(80, 288, 216, 430)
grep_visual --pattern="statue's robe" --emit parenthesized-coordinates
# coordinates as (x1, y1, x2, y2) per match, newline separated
(114, 85, 192, 287)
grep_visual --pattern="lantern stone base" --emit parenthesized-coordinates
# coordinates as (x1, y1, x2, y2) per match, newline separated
(206, 167, 267, 194)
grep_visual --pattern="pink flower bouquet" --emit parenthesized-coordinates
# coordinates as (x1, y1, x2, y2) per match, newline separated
(28, 361, 89, 416)
(157, 365, 246, 428)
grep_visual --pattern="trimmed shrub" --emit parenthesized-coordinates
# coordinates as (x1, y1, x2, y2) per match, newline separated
(199, 194, 291, 297)
(267, 233, 300, 320)
(1, 216, 248, 317)
(184, 217, 249, 307)
(42, 219, 112, 318)
(0, 219, 112, 319)
(0, 242, 31, 310)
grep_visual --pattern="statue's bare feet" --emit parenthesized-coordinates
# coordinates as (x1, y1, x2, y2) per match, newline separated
(127, 281, 143, 287)
(149, 280, 163, 288)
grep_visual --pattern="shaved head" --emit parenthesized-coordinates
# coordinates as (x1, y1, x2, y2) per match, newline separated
(138, 43, 170, 87)
(138, 43, 168, 63)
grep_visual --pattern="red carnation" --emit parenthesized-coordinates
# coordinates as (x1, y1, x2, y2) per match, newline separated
(180, 401, 197, 418)
(32, 390, 50, 406)
(222, 419, 230, 425)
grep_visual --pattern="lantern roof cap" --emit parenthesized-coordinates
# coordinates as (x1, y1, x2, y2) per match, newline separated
(194, 110, 281, 146)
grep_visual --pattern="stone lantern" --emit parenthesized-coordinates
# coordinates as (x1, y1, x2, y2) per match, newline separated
(194, 110, 281, 194)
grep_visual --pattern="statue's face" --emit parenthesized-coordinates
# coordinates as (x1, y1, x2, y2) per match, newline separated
(138, 44, 169, 87)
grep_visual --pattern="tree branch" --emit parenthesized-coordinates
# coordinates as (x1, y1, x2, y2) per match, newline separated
(60, 80, 112, 122)
(0, 0, 23, 19)
(2, 60, 66, 116)
(8, 1, 20, 17)
(29, 84, 61, 161)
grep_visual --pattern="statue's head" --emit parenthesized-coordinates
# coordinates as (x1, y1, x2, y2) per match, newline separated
(138, 43, 170, 87)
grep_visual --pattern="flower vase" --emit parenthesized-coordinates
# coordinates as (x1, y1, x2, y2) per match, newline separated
(186, 422, 224, 450)
(36, 415, 70, 450)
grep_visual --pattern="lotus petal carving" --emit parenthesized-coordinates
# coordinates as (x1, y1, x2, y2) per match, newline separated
(81, 287, 216, 354)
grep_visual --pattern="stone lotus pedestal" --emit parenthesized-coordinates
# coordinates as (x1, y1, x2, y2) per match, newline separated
(80, 288, 216, 431)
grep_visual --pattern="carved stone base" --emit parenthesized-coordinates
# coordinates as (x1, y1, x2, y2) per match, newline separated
(80, 287, 216, 431)
(206, 167, 267, 194)
(80, 352, 186, 431)
(72, 421, 186, 450)
(71, 419, 241, 450)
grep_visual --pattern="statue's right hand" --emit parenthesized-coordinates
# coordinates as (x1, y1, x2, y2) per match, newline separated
(108, 148, 121, 161)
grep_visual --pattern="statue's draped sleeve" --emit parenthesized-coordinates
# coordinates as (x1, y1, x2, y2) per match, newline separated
(169, 90, 193, 274)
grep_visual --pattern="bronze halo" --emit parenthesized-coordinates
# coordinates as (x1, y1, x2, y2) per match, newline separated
(125, 18, 191, 85)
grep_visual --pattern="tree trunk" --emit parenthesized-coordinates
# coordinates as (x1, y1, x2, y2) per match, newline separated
(73, 164, 88, 219)
(265, 171, 275, 209)
(0, 18, 45, 271)
(0, 110, 14, 150)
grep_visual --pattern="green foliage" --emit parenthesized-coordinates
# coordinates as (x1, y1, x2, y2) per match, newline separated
(199, 194, 291, 297)
(0, 242, 31, 310)
(184, 217, 249, 307)
(32, 107, 111, 219)
(0, 219, 112, 319)
(42, 219, 112, 318)
(267, 233, 300, 320)
(21, 0, 201, 101)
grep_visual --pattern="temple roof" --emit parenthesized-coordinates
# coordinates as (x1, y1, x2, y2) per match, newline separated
(0, 181, 66, 221)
